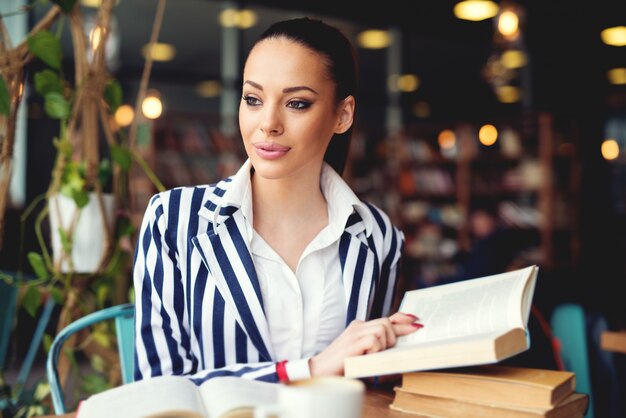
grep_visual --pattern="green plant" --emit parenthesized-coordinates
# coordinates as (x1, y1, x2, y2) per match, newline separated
(0, 372, 51, 418)
(0, 0, 163, 413)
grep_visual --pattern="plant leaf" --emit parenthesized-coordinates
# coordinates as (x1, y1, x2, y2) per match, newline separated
(51, 0, 78, 13)
(92, 331, 111, 349)
(72, 190, 90, 208)
(27, 30, 62, 70)
(58, 227, 71, 254)
(0, 76, 10, 116)
(104, 79, 122, 112)
(80, 373, 110, 395)
(27, 252, 49, 279)
(49, 286, 64, 304)
(22, 286, 41, 317)
(116, 216, 135, 238)
(110, 144, 132, 171)
(97, 159, 112, 185)
(96, 284, 109, 307)
(33, 382, 51, 401)
(43, 333, 53, 353)
(34, 69, 63, 96)
(44, 92, 71, 119)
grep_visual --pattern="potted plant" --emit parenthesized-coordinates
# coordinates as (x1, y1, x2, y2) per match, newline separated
(0, 0, 164, 413)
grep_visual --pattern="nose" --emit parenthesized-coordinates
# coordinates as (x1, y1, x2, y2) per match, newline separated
(259, 106, 283, 136)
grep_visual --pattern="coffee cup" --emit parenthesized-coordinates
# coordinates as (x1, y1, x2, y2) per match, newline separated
(254, 376, 365, 418)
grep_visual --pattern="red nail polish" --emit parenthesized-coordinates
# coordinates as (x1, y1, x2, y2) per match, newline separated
(411, 323, 424, 329)
(402, 312, 419, 320)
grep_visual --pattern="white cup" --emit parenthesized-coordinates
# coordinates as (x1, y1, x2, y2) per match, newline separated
(254, 376, 365, 418)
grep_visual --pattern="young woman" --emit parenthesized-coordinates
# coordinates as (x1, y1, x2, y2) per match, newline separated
(133, 17, 422, 384)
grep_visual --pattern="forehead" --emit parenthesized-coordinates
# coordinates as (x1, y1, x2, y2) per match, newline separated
(243, 38, 331, 85)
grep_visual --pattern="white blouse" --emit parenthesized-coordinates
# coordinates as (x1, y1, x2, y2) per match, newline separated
(230, 160, 372, 380)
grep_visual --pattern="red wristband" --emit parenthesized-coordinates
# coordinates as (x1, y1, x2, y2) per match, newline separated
(276, 360, 289, 383)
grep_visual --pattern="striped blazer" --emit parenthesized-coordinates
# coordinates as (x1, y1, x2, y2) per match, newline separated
(133, 174, 405, 384)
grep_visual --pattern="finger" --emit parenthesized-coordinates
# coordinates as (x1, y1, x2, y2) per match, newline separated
(362, 334, 384, 354)
(393, 321, 424, 337)
(389, 311, 420, 324)
(355, 319, 392, 350)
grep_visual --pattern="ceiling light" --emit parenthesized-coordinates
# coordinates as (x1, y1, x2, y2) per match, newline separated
(388, 74, 420, 92)
(219, 8, 257, 29)
(601, 139, 619, 160)
(80, 0, 102, 7)
(114, 104, 134, 127)
(495, 85, 521, 103)
(142, 43, 176, 62)
(601, 26, 626, 46)
(479, 124, 498, 146)
(357, 30, 392, 49)
(438, 129, 456, 150)
(501, 50, 527, 69)
(607, 68, 626, 85)
(196, 80, 222, 98)
(453, 1, 499, 22)
(142, 91, 163, 119)
(80, 0, 121, 7)
(497, 10, 519, 39)
(237, 10, 257, 29)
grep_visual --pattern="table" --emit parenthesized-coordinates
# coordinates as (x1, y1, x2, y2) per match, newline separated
(36, 385, 405, 418)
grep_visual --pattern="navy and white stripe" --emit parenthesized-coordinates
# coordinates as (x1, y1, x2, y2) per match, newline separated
(133, 176, 404, 385)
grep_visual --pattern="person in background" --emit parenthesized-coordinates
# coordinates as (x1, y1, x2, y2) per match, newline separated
(453, 203, 521, 281)
(132, 17, 422, 384)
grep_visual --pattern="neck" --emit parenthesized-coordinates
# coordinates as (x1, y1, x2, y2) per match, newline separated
(251, 166, 327, 226)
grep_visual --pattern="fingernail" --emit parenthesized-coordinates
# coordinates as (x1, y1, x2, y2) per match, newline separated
(411, 323, 424, 329)
(401, 312, 419, 320)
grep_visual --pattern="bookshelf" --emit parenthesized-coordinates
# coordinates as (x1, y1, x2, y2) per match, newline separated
(347, 112, 580, 289)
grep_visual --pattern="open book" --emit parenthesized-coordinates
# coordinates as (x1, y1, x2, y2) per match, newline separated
(77, 375, 278, 418)
(344, 265, 538, 378)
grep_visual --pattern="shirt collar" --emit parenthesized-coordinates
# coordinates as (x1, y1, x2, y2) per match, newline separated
(217, 159, 374, 237)
(321, 162, 374, 237)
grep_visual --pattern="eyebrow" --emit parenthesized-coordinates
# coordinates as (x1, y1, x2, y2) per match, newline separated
(243, 80, 318, 95)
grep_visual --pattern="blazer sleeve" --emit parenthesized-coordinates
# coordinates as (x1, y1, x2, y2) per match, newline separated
(132, 193, 281, 384)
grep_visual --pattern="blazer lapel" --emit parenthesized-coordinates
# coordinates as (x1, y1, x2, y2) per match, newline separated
(341, 213, 379, 323)
(192, 208, 274, 361)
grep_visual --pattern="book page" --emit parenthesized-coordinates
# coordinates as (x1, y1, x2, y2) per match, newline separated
(396, 266, 536, 347)
(78, 375, 204, 418)
(198, 376, 278, 418)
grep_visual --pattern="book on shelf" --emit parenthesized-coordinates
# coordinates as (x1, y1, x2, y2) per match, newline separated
(389, 388, 589, 418)
(77, 375, 277, 418)
(344, 265, 539, 378)
(399, 365, 575, 409)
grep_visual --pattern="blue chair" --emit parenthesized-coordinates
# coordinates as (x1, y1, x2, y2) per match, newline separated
(46, 303, 135, 414)
(550, 303, 594, 418)
(1, 274, 56, 410)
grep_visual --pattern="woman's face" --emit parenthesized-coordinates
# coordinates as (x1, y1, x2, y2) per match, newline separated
(239, 37, 354, 181)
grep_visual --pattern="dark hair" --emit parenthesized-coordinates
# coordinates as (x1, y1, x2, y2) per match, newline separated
(251, 17, 358, 175)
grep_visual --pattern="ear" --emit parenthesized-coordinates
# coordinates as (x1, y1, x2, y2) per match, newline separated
(334, 96, 355, 134)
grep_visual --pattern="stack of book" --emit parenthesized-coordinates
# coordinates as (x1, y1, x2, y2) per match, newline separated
(389, 365, 589, 418)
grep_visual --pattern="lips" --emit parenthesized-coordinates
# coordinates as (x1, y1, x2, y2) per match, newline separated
(253, 142, 290, 160)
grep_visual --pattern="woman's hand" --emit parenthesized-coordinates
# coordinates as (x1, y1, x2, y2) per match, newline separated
(308, 312, 423, 377)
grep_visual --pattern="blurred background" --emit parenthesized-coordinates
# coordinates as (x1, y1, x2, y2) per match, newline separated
(13, 0, 623, 314)
(1, 0, 626, 416)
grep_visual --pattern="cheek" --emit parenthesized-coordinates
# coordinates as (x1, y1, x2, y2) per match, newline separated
(238, 108, 254, 138)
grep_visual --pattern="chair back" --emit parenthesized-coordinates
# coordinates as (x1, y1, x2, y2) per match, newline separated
(46, 303, 135, 414)
(550, 303, 594, 418)
(0, 279, 17, 370)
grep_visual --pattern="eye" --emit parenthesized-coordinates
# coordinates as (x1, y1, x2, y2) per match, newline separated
(286, 99, 312, 110)
(242, 95, 261, 106)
